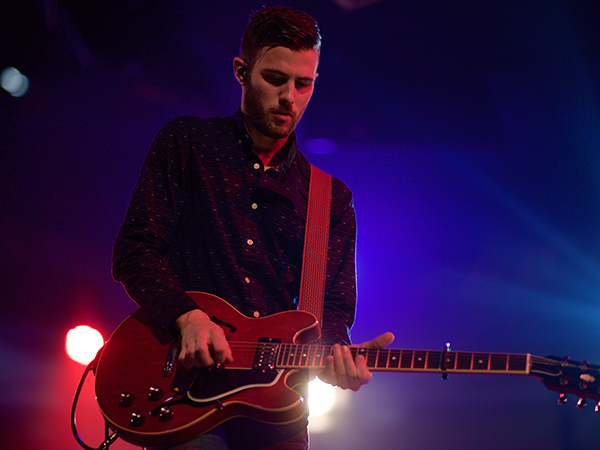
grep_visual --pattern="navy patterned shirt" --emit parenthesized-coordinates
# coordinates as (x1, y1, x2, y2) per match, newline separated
(113, 110, 356, 345)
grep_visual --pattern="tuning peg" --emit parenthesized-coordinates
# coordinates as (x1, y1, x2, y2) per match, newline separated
(577, 397, 587, 408)
(558, 393, 568, 405)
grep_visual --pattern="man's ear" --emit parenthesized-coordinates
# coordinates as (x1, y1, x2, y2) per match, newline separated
(233, 57, 247, 85)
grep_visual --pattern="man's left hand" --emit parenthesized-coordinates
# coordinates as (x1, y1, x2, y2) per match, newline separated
(317, 332, 395, 391)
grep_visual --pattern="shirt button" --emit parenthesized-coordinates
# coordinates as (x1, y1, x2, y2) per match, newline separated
(251, 203, 258, 210)
(244, 277, 250, 284)
(247, 239, 254, 246)
(253, 311, 260, 318)
(253, 163, 261, 170)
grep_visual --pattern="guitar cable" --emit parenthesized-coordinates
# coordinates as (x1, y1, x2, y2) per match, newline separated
(71, 350, 120, 450)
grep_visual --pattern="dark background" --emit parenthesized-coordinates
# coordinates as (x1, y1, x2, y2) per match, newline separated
(2, 0, 600, 448)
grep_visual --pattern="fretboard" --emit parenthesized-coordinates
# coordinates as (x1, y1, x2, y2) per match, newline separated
(275, 344, 531, 375)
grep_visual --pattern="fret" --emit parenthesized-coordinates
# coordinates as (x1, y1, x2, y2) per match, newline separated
(376, 349, 389, 368)
(445, 351, 457, 370)
(297, 344, 309, 366)
(281, 345, 289, 366)
(301, 345, 310, 366)
(413, 350, 427, 369)
(290, 345, 299, 366)
(274, 343, 528, 374)
(313, 345, 325, 367)
(400, 350, 413, 369)
(306, 345, 317, 367)
(472, 353, 490, 371)
(278, 344, 290, 367)
(426, 351, 441, 370)
(456, 352, 473, 370)
(356, 347, 367, 360)
(366, 349, 378, 368)
(490, 354, 508, 371)
(275, 344, 283, 367)
(508, 354, 528, 372)
(388, 349, 401, 368)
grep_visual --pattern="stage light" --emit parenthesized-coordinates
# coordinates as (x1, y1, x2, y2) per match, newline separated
(1, 66, 30, 97)
(65, 326, 104, 365)
(308, 377, 337, 417)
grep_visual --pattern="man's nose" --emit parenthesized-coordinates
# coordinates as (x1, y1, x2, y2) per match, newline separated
(279, 82, 295, 105)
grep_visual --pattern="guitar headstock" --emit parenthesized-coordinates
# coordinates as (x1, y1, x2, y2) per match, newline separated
(531, 355, 600, 409)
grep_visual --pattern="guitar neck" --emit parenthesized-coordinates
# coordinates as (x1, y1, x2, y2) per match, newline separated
(275, 344, 531, 375)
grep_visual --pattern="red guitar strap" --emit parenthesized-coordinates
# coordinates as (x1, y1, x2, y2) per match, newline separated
(298, 164, 332, 329)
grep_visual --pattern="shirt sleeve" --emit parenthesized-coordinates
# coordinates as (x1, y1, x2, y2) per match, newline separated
(319, 177, 357, 346)
(112, 117, 200, 334)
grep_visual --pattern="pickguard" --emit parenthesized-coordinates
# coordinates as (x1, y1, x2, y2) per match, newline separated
(187, 367, 283, 403)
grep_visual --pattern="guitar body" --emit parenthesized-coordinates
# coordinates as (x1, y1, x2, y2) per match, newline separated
(94, 292, 320, 447)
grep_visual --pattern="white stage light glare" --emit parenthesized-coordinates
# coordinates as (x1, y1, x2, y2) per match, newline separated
(65, 325, 104, 365)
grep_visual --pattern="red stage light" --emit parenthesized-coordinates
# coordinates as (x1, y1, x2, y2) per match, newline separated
(66, 325, 104, 365)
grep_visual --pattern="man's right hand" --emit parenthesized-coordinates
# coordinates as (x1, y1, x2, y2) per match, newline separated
(175, 309, 234, 368)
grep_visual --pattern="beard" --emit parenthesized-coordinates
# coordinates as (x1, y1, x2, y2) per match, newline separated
(243, 81, 304, 139)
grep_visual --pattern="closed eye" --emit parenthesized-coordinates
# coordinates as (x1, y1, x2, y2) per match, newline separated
(261, 70, 314, 90)
(264, 75, 286, 87)
(295, 80, 314, 91)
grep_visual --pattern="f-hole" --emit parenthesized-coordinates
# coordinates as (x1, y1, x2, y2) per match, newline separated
(210, 316, 237, 333)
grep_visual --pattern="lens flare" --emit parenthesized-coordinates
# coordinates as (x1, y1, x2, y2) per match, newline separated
(1, 67, 30, 97)
(308, 378, 337, 416)
(65, 325, 104, 365)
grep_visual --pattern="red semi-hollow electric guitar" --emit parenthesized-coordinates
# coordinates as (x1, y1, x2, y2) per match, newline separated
(93, 292, 600, 448)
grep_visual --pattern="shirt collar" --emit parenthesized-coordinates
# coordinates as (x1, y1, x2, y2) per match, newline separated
(232, 109, 297, 173)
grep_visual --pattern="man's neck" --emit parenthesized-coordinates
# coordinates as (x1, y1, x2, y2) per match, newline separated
(255, 142, 287, 169)
(243, 116, 289, 168)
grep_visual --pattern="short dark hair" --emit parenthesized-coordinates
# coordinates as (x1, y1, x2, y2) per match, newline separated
(240, 6, 321, 71)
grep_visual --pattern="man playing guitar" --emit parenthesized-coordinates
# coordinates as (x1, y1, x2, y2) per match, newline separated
(113, 6, 393, 449)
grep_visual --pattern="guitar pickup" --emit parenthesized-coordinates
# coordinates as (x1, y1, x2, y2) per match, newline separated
(253, 338, 281, 372)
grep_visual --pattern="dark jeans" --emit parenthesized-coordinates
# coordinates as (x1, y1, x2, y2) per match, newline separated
(149, 418, 309, 450)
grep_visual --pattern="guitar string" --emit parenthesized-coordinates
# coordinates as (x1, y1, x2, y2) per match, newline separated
(226, 343, 582, 369)
(530, 355, 590, 367)
(220, 343, 582, 371)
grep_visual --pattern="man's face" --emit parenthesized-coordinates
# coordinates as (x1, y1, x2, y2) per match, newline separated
(241, 46, 319, 140)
